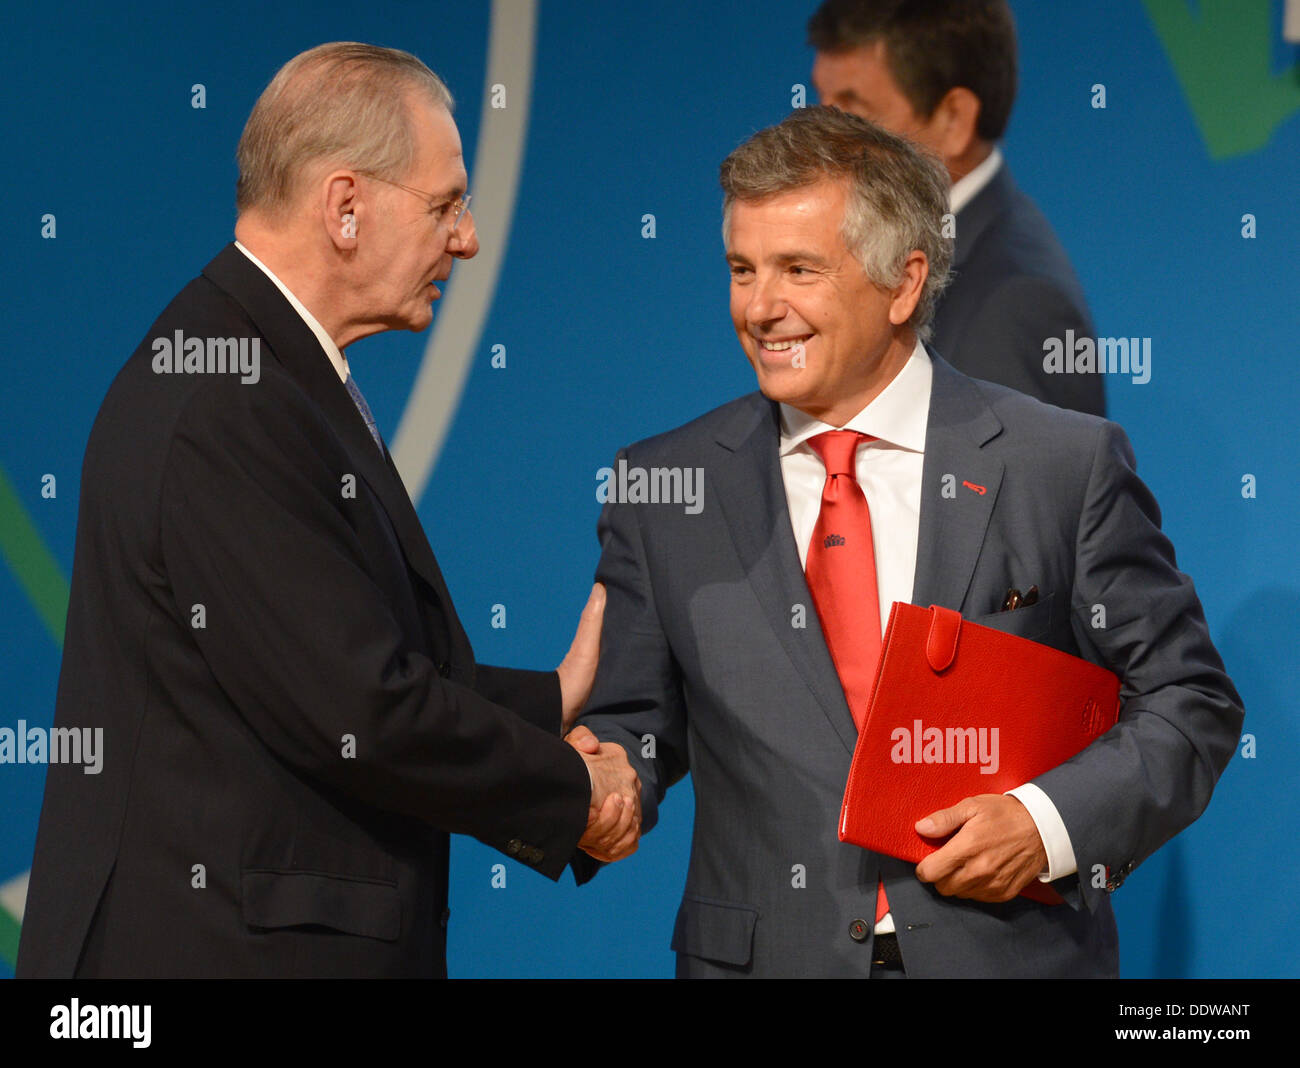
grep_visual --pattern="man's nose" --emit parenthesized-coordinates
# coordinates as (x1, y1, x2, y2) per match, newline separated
(746, 271, 787, 325)
(446, 211, 478, 259)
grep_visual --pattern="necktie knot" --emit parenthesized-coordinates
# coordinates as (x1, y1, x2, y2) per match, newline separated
(808, 430, 872, 479)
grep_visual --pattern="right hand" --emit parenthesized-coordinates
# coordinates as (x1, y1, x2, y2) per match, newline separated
(567, 726, 641, 863)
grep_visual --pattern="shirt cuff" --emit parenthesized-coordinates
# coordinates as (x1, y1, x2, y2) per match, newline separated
(1005, 783, 1077, 881)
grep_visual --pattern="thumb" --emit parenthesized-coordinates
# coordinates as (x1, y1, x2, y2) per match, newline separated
(565, 725, 601, 754)
(916, 798, 977, 838)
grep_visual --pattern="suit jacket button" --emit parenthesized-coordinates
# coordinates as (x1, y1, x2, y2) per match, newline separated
(849, 918, 869, 943)
(506, 838, 522, 856)
(437, 660, 452, 677)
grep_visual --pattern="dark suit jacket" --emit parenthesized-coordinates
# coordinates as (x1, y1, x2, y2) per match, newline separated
(932, 161, 1106, 417)
(16, 244, 591, 978)
(576, 352, 1241, 978)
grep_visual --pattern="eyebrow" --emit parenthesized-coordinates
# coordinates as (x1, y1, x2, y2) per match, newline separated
(728, 251, 832, 268)
(773, 251, 830, 267)
(424, 174, 467, 202)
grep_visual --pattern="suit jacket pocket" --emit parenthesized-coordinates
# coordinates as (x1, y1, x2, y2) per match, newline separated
(969, 592, 1056, 642)
(671, 894, 758, 967)
(241, 869, 400, 942)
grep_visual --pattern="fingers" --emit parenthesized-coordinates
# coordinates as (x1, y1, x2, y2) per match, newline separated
(580, 790, 640, 863)
(915, 796, 977, 838)
(576, 582, 606, 635)
(915, 797, 982, 888)
(913, 795, 1044, 901)
(558, 583, 607, 732)
(575, 739, 641, 862)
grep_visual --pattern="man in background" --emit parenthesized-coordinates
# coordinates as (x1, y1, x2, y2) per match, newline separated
(810, 0, 1105, 415)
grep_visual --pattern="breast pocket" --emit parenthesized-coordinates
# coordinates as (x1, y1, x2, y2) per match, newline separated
(968, 592, 1057, 643)
(241, 869, 401, 942)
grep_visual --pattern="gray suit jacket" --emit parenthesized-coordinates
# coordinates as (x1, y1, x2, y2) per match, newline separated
(932, 162, 1106, 417)
(576, 353, 1241, 978)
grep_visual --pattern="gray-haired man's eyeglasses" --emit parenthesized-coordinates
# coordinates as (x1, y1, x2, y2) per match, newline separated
(360, 173, 472, 232)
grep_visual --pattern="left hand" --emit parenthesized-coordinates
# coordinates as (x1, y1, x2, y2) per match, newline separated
(913, 794, 1048, 902)
(557, 584, 606, 733)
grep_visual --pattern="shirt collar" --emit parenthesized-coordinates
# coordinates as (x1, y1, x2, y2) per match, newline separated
(949, 145, 1003, 216)
(234, 240, 350, 384)
(779, 338, 932, 456)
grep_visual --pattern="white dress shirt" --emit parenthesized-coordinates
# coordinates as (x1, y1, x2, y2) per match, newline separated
(234, 241, 350, 384)
(778, 339, 1075, 934)
(949, 145, 1003, 215)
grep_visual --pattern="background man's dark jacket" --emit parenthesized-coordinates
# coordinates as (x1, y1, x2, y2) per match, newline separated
(932, 163, 1106, 417)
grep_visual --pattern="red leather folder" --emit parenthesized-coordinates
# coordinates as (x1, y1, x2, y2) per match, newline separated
(838, 603, 1120, 905)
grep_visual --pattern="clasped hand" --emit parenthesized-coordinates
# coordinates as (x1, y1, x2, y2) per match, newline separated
(566, 726, 641, 863)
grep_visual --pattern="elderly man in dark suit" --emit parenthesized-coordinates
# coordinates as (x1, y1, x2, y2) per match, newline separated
(17, 42, 640, 979)
(572, 107, 1241, 978)
(809, 0, 1105, 416)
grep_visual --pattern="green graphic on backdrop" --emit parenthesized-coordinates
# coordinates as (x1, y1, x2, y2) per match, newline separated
(1144, 0, 1300, 159)
(0, 463, 70, 968)
(0, 466, 68, 647)
(0, 907, 18, 971)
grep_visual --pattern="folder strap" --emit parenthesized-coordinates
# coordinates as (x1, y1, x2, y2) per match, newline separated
(925, 605, 962, 672)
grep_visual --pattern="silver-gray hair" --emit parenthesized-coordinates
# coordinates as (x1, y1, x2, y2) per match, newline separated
(720, 106, 952, 339)
(236, 42, 453, 219)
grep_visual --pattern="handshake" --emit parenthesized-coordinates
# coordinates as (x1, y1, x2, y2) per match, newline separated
(567, 726, 641, 863)
(554, 582, 641, 864)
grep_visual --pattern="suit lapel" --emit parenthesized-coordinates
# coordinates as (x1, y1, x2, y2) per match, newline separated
(200, 244, 474, 674)
(711, 396, 859, 754)
(912, 353, 1005, 611)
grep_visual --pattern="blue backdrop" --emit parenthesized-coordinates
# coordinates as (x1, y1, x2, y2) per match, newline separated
(2, 0, 1296, 978)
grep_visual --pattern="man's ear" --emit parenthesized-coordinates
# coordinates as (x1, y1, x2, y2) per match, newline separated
(322, 171, 361, 252)
(928, 86, 982, 168)
(889, 249, 929, 326)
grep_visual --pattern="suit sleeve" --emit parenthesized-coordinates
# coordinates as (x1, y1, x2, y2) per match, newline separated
(475, 665, 562, 735)
(158, 376, 590, 880)
(953, 274, 1106, 417)
(1030, 421, 1244, 911)
(570, 450, 690, 884)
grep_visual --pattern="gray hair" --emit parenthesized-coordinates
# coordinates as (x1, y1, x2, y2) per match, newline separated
(720, 106, 952, 338)
(236, 42, 453, 219)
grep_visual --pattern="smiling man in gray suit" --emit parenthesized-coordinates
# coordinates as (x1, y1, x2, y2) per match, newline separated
(571, 107, 1242, 978)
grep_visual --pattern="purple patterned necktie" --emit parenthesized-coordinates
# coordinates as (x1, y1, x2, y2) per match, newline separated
(344, 373, 384, 453)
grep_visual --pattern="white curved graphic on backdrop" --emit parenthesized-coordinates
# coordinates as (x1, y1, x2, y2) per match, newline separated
(1, 871, 27, 921)
(390, 0, 537, 504)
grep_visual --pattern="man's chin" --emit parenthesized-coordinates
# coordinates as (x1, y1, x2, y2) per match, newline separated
(404, 306, 435, 332)
(751, 365, 811, 406)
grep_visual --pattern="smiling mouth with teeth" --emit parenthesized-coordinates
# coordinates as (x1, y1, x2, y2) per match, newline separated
(758, 336, 811, 351)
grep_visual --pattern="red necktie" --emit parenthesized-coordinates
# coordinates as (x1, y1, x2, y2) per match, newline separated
(804, 430, 890, 923)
